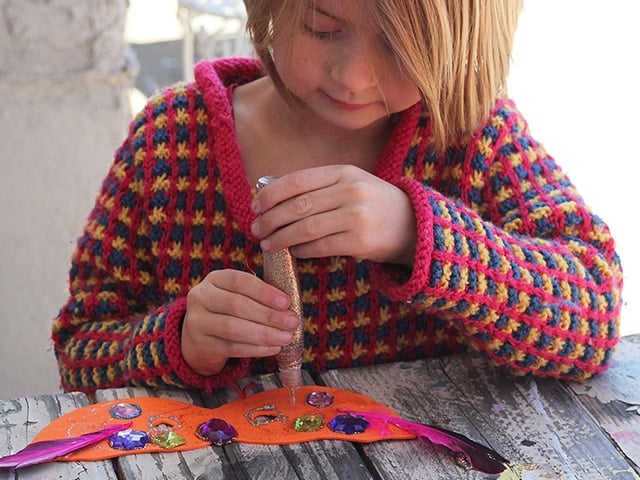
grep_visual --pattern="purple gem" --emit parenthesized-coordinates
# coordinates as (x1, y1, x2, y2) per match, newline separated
(109, 402, 142, 419)
(306, 391, 334, 408)
(328, 414, 370, 434)
(196, 418, 238, 446)
(109, 429, 149, 450)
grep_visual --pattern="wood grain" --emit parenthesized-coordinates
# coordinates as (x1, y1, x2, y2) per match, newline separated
(319, 338, 640, 480)
(0, 392, 117, 480)
(568, 335, 640, 475)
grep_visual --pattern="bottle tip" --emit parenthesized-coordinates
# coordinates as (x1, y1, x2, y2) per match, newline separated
(279, 368, 302, 406)
(289, 386, 297, 407)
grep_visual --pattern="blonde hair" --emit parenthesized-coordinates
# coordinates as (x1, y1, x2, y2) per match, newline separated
(244, 0, 523, 152)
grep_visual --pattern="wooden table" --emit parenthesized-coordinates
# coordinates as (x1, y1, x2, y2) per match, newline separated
(2, 335, 639, 479)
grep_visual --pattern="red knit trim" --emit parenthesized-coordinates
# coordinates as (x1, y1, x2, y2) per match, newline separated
(164, 297, 251, 391)
(375, 103, 423, 182)
(372, 178, 434, 301)
(195, 59, 264, 234)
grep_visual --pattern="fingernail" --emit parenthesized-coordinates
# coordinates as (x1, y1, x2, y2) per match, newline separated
(274, 295, 288, 309)
(285, 313, 300, 330)
(251, 220, 260, 236)
(251, 199, 260, 214)
(278, 331, 294, 344)
(260, 238, 271, 251)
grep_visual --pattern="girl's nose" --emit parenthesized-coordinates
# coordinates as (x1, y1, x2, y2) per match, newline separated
(329, 39, 379, 93)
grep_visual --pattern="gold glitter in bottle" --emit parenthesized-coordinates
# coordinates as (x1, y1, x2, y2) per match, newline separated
(256, 176, 304, 405)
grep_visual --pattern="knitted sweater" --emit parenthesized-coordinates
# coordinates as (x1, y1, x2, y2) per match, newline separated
(52, 58, 622, 395)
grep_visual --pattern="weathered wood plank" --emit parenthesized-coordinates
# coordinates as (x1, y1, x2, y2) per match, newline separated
(568, 335, 640, 475)
(320, 351, 640, 480)
(440, 354, 639, 480)
(0, 392, 118, 480)
(321, 359, 496, 480)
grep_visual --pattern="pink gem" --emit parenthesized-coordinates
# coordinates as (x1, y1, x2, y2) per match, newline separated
(109, 402, 142, 419)
(306, 391, 334, 408)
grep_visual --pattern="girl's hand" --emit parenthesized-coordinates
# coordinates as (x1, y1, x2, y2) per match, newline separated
(251, 165, 417, 266)
(181, 269, 300, 376)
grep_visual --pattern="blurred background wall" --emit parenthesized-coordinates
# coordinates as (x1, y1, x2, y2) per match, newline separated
(0, 0, 638, 399)
(0, 0, 136, 398)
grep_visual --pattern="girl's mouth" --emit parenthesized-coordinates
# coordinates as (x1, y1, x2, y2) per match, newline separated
(326, 93, 371, 111)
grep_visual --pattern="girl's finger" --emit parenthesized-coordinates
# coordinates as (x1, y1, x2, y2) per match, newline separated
(205, 313, 294, 347)
(204, 270, 291, 312)
(253, 166, 341, 214)
(252, 187, 341, 239)
(260, 208, 349, 254)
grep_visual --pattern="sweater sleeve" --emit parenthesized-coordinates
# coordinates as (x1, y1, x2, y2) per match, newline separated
(51, 97, 250, 395)
(373, 100, 622, 381)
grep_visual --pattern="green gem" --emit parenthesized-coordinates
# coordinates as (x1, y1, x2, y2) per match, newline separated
(293, 414, 324, 432)
(150, 431, 187, 449)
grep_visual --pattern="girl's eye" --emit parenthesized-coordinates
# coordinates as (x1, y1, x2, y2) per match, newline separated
(303, 24, 337, 40)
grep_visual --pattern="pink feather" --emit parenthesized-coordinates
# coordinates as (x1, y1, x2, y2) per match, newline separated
(0, 422, 131, 470)
(341, 409, 508, 474)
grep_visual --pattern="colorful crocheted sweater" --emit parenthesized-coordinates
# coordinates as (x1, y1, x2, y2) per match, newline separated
(52, 58, 623, 395)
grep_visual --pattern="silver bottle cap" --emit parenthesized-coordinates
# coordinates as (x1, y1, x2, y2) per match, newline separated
(256, 175, 280, 190)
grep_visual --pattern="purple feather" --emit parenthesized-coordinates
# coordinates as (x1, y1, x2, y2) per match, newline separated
(341, 409, 508, 474)
(0, 422, 131, 469)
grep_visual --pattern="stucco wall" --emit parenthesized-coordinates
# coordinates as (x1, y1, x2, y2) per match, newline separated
(0, 0, 136, 398)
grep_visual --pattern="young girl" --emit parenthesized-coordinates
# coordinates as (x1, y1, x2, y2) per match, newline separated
(52, 0, 622, 395)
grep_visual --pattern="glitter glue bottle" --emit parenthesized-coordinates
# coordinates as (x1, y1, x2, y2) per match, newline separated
(256, 176, 304, 406)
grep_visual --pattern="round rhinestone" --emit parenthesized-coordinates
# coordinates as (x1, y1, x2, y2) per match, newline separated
(306, 391, 334, 408)
(109, 402, 142, 420)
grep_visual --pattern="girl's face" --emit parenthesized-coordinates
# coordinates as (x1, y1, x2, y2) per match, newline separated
(272, 0, 421, 131)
